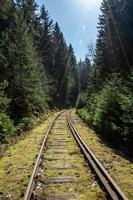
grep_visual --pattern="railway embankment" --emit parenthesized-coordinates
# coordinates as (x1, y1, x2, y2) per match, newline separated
(71, 110, 133, 200)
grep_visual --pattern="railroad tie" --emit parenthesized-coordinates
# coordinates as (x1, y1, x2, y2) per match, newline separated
(48, 150, 67, 154)
(46, 165, 71, 170)
(41, 195, 74, 200)
(44, 157, 69, 161)
(45, 176, 75, 184)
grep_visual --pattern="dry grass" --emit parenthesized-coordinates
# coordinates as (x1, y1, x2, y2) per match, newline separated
(0, 112, 58, 200)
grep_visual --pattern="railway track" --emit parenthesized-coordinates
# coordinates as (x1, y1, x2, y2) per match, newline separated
(23, 110, 128, 200)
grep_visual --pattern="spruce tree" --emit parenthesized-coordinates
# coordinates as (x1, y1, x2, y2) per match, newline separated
(9, 17, 47, 120)
(66, 44, 78, 107)
(78, 58, 91, 93)
(52, 22, 68, 107)
(39, 4, 53, 72)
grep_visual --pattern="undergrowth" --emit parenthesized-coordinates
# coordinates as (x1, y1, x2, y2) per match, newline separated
(77, 73, 133, 157)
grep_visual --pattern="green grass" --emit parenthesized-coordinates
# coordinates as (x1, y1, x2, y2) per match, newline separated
(34, 113, 105, 200)
(72, 109, 133, 200)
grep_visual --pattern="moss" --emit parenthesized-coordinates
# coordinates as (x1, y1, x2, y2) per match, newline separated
(0, 112, 58, 200)
(34, 112, 105, 199)
(72, 109, 133, 200)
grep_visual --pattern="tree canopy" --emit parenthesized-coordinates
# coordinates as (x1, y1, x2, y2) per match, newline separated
(0, 0, 78, 142)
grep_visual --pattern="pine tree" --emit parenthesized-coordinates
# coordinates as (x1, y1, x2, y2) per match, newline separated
(52, 22, 68, 107)
(78, 58, 91, 93)
(15, 0, 40, 41)
(95, 0, 132, 79)
(38, 4, 56, 104)
(77, 0, 133, 156)
(9, 17, 47, 120)
(39, 4, 53, 72)
(0, 0, 47, 120)
(119, 0, 133, 70)
(66, 44, 78, 107)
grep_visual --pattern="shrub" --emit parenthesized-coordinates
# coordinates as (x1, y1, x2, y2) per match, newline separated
(76, 92, 88, 108)
(17, 116, 34, 132)
(0, 81, 11, 112)
(0, 112, 16, 142)
(92, 76, 124, 142)
(77, 73, 133, 154)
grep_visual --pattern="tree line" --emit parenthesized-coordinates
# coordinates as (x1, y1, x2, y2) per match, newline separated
(1, 0, 133, 156)
(0, 0, 78, 142)
(76, 0, 133, 156)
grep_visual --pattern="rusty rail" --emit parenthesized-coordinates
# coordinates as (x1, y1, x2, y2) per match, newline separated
(23, 110, 128, 200)
(23, 111, 65, 200)
(67, 111, 128, 200)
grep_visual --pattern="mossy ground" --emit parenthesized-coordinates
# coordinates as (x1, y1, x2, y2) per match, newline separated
(34, 112, 106, 200)
(0, 111, 59, 200)
(71, 110, 133, 200)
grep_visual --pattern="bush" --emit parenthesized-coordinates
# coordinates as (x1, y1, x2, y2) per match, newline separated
(92, 76, 124, 142)
(0, 112, 16, 142)
(77, 73, 133, 154)
(0, 81, 11, 112)
(76, 92, 88, 109)
(17, 116, 34, 132)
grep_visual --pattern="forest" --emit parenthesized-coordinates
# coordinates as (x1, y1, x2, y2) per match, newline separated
(77, 0, 133, 156)
(0, 0, 133, 157)
(0, 0, 78, 142)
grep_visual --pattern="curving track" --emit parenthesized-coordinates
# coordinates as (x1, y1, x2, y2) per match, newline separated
(23, 110, 128, 200)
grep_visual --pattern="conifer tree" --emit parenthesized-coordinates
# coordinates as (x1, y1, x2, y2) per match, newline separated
(15, 0, 39, 39)
(39, 4, 53, 72)
(77, 0, 133, 156)
(78, 58, 91, 93)
(95, 0, 132, 79)
(66, 45, 78, 107)
(52, 22, 68, 107)
(0, 0, 79, 142)
(9, 17, 47, 119)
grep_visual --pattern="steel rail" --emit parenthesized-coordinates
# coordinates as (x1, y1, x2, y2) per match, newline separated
(67, 112, 128, 200)
(23, 111, 65, 200)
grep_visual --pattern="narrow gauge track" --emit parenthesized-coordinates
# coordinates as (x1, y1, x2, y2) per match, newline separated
(23, 111, 128, 200)
(67, 111, 128, 200)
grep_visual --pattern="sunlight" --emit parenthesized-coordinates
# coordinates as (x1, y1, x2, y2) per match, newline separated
(80, 0, 99, 7)
(74, 0, 101, 44)
(75, 0, 101, 13)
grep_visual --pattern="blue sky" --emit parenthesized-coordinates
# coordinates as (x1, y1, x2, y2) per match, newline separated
(36, 0, 102, 61)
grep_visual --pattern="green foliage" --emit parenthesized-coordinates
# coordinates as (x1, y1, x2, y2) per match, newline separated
(77, 0, 133, 156)
(66, 44, 78, 107)
(8, 17, 48, 119)
(77, 108, 91, 124)
(0, 113, 16, 142)
(77, 58, 90, 93)
(92, 75, 123, 137)
(0, 81, 10, 112)
(0, 0, 78, 143)
(76, 93, 88, 109)
(94, 0, 133, 88)
(17, 116, 33, 132)
(77, 73, 133, 154)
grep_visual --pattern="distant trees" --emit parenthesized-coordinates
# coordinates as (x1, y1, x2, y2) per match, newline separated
(0, 0, 78, 142)
(66, 45, 78, 107)
(78, 58, 90, 91)
(52, 22, 68, 107)
(76, 0, 133, 156)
